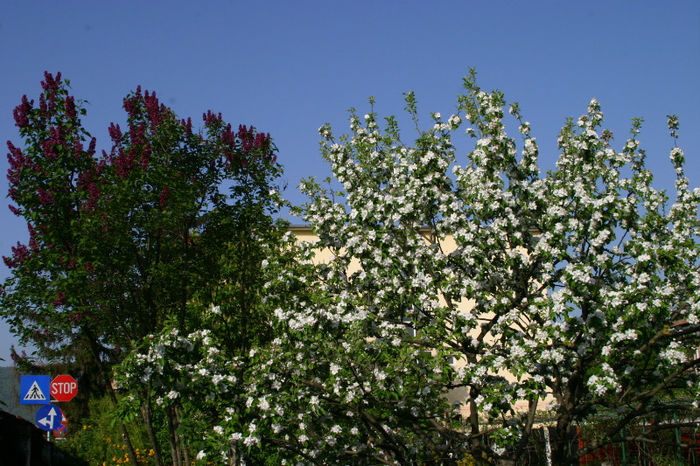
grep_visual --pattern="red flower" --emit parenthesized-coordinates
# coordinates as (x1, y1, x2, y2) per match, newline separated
(3, 242, 29, 268)
(181, 117, 192, 134)
(41, 71, 62, 91)
(37, 187, 54, 205)
(13, 95, 33, 128)
(140, 143, 151, 170)
(39, 93, 47, 116)
(65, 96, 76, 120)
(160, 187, 169, 209)
(87, 137, 97, 157)
(238, 124, 254, 153)
(203, 110, 222, 125)
(108, 123, 122, 143)
(72, 137, 84, 160)
(144, 90, 163, 129)
(52, 291, 66, 307)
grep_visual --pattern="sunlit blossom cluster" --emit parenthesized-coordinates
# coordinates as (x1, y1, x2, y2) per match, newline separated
(115, 73, 698, 463)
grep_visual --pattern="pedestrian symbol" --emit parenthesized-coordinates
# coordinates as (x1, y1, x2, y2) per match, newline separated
(24, 380, 47, 401)
(19, 375, 51, 405)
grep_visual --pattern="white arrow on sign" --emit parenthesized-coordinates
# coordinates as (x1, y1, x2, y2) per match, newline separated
(38, 407, 58, 429)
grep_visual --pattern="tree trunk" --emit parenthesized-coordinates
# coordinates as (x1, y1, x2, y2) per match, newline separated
(165, 405, 182, 466)
(550, 422, 577, 465)
(106, 382, 140, 466)
(175, 406, 190, 466)
(84, 328, 140, 466)
(141, 392, 165, 466)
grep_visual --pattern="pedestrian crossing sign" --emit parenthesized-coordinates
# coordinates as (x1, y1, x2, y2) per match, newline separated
(20, 375, 51, 405)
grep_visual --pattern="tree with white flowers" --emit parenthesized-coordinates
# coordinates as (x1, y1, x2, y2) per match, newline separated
(118, 70, 698, 464)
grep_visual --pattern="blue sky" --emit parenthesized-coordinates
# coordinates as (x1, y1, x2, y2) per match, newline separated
(1, 1, 699, 363)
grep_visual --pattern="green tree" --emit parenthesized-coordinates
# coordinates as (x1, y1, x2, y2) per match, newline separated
(1, 72, 283, 465)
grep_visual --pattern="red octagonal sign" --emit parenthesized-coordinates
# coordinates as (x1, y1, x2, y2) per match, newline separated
(51, 375, 78, 402)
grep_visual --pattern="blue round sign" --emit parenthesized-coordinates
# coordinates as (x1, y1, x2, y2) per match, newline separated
(35, 404, 63, 431)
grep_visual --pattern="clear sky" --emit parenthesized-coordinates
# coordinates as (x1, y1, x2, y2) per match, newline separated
(1, 1, 699, 363)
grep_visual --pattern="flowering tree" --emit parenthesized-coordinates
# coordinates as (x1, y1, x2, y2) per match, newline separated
(114, 230, 296, 465)
(1, 72, 282, 465)
(114, 71, 698, 464)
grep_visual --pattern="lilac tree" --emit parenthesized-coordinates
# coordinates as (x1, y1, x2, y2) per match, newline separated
(2, 72, 282, 465)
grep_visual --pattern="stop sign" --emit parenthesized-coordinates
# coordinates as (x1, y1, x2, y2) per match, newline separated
(51, 375, 78, 402)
